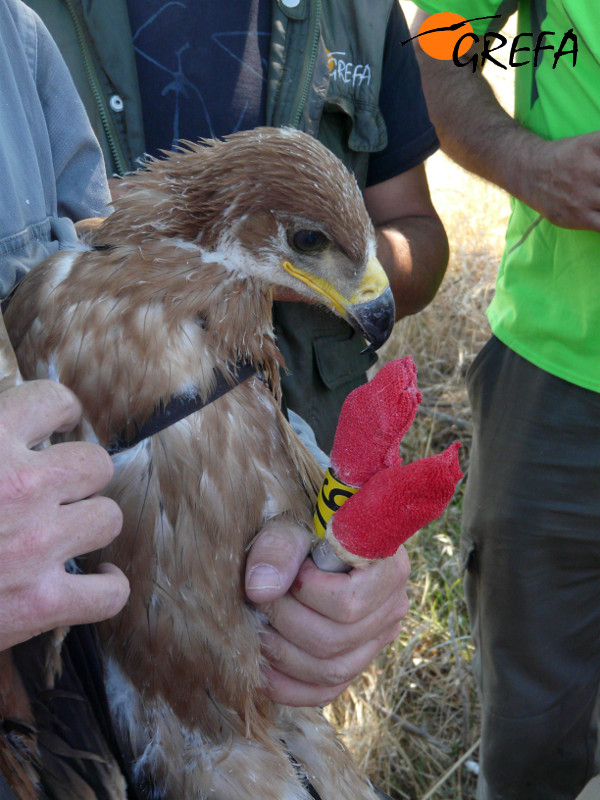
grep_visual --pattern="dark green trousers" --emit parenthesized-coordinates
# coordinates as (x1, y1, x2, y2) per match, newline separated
(463, 336, 600, 800)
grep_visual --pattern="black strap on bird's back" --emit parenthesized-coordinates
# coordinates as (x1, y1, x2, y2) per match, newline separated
(107, 362, 257, 455)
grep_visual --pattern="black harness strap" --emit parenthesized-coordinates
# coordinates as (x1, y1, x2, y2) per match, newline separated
(107, 362, 257, 455)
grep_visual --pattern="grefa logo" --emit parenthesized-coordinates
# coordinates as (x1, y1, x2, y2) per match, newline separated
(403, 12, 578, 72)
(326, 49, 372, 86)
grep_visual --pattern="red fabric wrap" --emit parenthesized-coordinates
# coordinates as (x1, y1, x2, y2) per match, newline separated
(330, 357, 421, 487)
(331, 442, 463, 560)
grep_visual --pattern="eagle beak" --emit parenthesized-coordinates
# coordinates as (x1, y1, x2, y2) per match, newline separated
(345, 256, 395, 353)
(282, 255, 395, 353)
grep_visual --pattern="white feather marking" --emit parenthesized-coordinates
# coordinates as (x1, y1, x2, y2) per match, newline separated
(78, 417, 99, 445)
(366, 237, 378, 262)
(110, 438, 150, 471)
(276, 126, 298, 139)
(156, 563, 172, 587)
(171, 238, 203, 253)
(107, 655, 317, 799)
(104, 658, 147, 752)
(135, 303, 166, 331)
(46, 355, 59, 383)
(47, 251, 79, 290)
(198, 228, 286, 286)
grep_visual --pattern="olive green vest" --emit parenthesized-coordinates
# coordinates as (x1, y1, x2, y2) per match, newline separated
(24, 0, 145, 178)
(26, 0, 393, 451)
(268, 0, 392, 450)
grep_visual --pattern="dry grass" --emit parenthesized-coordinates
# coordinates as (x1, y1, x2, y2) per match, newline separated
(326, 7, 515, 796)
(326, 155, 506, 800)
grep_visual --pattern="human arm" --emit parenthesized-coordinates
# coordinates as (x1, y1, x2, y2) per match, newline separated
(245, 517, 410, 707)
(411, 9, 600, 232)
(0, 379, 130, 652)
(31, 4, 110, 222)
(359, 1, 448, 320)
(365, 164, 448, 320)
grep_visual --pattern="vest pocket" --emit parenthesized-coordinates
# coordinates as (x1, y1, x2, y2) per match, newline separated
(322, 94, 387, 153)
(313, 329, 376, 390)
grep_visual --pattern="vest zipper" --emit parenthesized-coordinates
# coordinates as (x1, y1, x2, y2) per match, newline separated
(292, 0, 322, 128)
(63, 0, 129, 176)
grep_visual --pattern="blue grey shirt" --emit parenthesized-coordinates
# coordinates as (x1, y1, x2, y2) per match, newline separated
(0, 0, 110, 299)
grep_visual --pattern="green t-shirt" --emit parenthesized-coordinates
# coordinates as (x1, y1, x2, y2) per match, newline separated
(415, 0, 600, 392)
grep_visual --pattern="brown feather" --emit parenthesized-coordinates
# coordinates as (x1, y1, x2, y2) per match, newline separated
(5, 127, 381, 799)
(0, 651, 40, 799)
(96, 131, 371, 263)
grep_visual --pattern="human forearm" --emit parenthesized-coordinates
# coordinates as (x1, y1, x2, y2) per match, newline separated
(412, 10, 600, 231)
(412, 37, 536, 196)
(364, 164, 449, 320)
(375, 214, 448, 319)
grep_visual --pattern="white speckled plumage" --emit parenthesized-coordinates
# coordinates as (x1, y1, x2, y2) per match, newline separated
(4, 128, 383, 800)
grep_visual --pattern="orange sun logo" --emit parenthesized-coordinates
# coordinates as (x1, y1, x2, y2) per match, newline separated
(417, 12, 474, 60)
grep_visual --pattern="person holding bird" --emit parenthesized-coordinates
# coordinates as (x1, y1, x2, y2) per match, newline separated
(0, 0, 448, 797)
(0, 1, 425, 796)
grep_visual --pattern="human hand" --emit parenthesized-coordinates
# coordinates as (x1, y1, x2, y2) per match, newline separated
(515, 131, 600, 231)
(0, 380, 130, 652)
(245, 516, 410, 707)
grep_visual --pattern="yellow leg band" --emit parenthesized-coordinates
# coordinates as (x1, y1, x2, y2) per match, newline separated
(313, 468, 359, 539)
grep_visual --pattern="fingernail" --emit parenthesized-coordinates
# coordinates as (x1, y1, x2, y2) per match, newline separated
(247, 565, 281, 591)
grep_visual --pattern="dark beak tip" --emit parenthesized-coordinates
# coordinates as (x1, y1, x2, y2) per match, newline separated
(351, 287, 395, 354)
(360, 320, 395, 354)
(360, 342, 377, 355)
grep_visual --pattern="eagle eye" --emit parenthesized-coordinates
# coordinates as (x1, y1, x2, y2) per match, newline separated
(290, 229, 328, 254)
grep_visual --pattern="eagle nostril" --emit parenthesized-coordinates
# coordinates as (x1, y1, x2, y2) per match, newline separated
(355, 287, 378, 302)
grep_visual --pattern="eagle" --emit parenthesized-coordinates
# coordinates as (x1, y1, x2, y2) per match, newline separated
(3, 127, 395, 800)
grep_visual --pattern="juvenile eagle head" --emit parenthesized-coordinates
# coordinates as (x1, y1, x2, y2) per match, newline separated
(95, 126, 395, 351)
